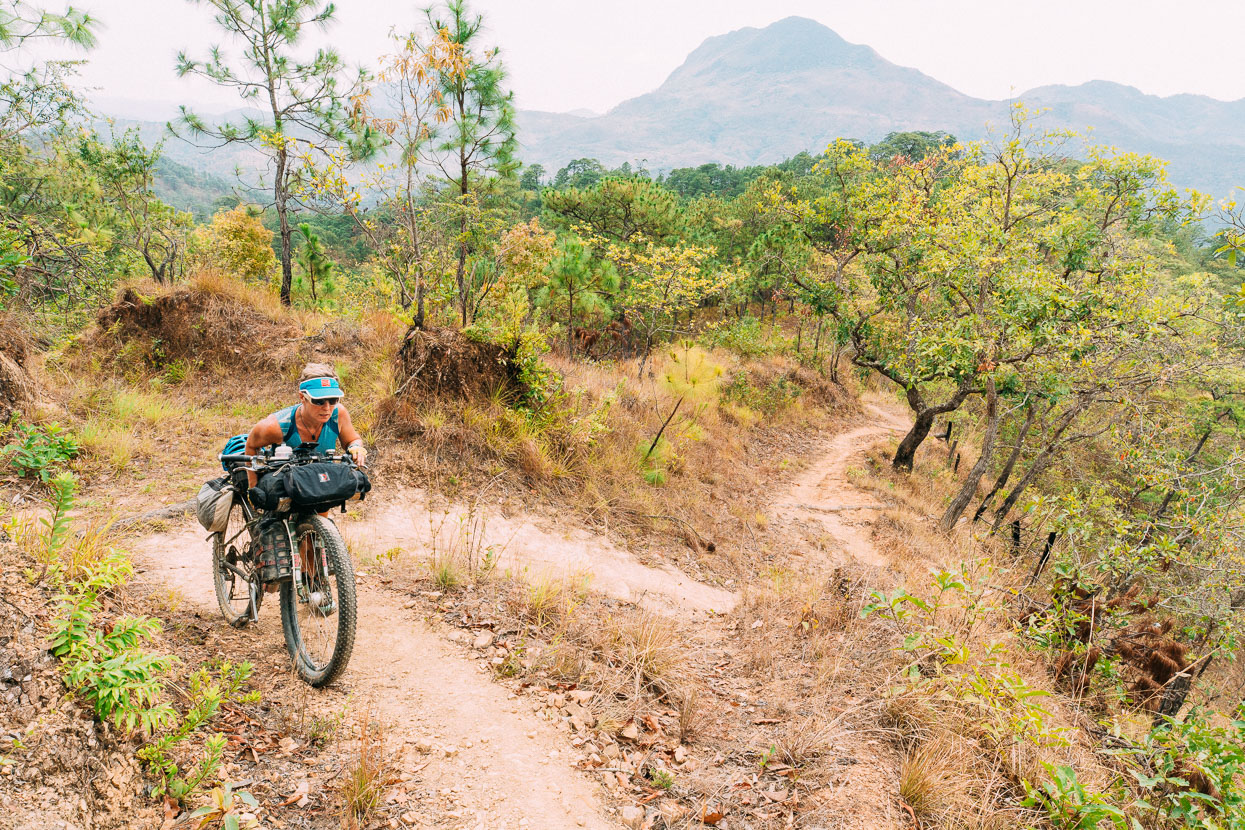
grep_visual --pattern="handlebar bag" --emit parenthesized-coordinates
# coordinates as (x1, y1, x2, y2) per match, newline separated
(251, 462, 370, 513)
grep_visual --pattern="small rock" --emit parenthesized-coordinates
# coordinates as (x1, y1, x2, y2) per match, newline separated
(673, 745, 687, 763)
(620, 805, 644, 830)
(619, 722, 639, 741)
(400, 811, 419, 825)
(414, 739, 433, 754)
(441, 745, 459, 758)
(659, 800, 688, 823)
(547, 692, 566, 708)
(472, 631, 494, 650)
(568, 690, 594, 705)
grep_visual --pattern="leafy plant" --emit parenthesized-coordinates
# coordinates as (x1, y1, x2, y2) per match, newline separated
(1106, 709, 1245, 829)
(648, 767, 676, 790)
(1022, 764, 1127, 830)
(139, 662, 259, 801)
(1, 421, 79, 481)
(6, 471, 77, 580)
(48, 545, 175, 735)
(189, 781, 260, 830)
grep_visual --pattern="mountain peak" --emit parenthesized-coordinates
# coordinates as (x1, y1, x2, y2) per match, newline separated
(664, 16, 885, 84)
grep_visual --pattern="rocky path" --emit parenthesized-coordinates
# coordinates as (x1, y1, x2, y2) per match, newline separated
(124, 404, 909, 829)
(778, 404, 909, 569)
(131, 519, 617, 829)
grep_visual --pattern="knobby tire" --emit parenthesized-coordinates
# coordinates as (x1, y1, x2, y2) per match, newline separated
(279, 514, 357, 687)
(212, 499, 261, 628)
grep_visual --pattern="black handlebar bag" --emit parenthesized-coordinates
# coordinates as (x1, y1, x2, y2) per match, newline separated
(250, 463, 371, 513)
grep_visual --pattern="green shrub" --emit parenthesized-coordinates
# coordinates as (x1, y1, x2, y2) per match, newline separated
(48, 548, 176, 735)
(1022, 764, 1127, 829)
(139, 661, 258, 802)
(189, 782, 260, 830)
(1, 420, 80, 481)
(1109, 709, 1245, 829)
(720, 371, 801, 415)
(699, 315, 787, 357)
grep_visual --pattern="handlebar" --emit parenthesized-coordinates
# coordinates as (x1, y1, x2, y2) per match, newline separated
(219, 449, 359, 470)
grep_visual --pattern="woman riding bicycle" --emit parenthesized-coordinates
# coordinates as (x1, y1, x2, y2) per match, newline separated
(210, 363, 366, 686)
(244, 363, 367, 482)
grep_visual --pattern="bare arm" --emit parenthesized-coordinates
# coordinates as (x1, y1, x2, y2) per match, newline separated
(336, 405, 365, 465)
(336, 405, 361, 448)
(244, 417, 285, 488)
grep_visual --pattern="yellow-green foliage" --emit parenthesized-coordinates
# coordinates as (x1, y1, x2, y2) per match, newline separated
(190, 206, 276, 283)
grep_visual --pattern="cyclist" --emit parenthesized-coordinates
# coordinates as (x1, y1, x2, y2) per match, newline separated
(242, 364, 366, 590)
(243, 363, 367, 483)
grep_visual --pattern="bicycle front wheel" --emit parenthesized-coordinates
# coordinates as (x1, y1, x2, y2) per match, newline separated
(279, 514, 357, 687)
(212, 498, 261, 628)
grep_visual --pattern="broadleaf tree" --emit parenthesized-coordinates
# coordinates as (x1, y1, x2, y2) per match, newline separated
(791, 110, 1197, 474)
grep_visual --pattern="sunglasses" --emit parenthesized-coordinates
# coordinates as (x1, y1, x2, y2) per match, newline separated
(305, 397, 340, 407)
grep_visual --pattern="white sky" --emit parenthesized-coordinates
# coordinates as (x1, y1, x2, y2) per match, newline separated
(38, 0, 1245, 117)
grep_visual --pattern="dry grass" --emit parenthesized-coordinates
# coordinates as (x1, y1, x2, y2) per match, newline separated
(378, 347, 854, 585)
(338, 702, 400, 830)
(516, 571, 586, 630)
(898, 732, 974, 823)
(610, 608, 685, 699)
(771, 715, 837, 767)
(420, 499, 503, 592)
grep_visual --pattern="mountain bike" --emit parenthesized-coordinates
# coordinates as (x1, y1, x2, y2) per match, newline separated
(212, 448, 360, 687)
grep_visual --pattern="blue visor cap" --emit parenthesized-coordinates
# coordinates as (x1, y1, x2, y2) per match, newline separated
(299, 377, 344, 399)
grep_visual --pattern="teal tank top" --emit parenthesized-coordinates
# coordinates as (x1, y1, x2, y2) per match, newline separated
(271, 404, 340, 454)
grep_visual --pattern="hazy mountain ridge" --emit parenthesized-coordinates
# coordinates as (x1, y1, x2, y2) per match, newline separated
(516, 17, 1245, 196)
(96, 16, 1245, 199)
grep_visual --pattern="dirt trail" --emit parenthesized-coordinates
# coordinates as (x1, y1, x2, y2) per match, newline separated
(352, 488, 735, 616)
(129, 522, 616, 830)
(122, 404, 908, 828)
(778, 403, 909, 569)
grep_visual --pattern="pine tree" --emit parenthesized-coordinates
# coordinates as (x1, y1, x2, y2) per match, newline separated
(538, 235, 618, 357)
(423, 0, 517, 326)
(295, 222, 334, 303)
(173, 0, 380, 306)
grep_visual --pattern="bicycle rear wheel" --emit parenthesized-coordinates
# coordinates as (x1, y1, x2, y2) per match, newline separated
(212, 498, 262, 628)
(279, 514, 357, 687)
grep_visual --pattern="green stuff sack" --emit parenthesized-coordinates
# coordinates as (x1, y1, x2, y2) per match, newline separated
(196, 476, 233, 532)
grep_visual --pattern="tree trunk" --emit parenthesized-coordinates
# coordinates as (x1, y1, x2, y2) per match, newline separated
(940, 377, 999, 531)
(991, 450, 1056, 535)
(456, 137, 470, 327)
(974, 401, 1036, 522)
(567, 288, 575, 358)
(456, 218, 468, 326)
(414, 283, 426, 329)
(276, 146, 292, 306)
(990, 395, 1093, 534)
(892, 383, 974, 471)
(893, 409, 937, 472)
